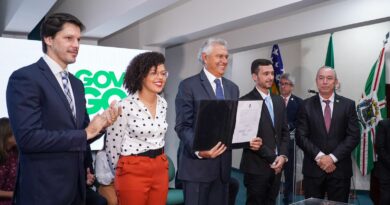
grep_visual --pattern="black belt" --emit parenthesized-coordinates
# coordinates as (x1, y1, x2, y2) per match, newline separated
(131, 147, 164, 158)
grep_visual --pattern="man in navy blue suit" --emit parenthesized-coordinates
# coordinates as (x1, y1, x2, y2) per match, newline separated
(278, 73, 302, 205)
(6, 13, 120, 205)
(175, 38, 261, 205)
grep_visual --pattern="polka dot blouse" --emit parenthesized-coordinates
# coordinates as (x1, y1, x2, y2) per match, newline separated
(105, 91, 168, 171)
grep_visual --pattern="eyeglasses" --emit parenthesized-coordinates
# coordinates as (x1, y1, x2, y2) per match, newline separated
(148, 70, 169, 78)
(280, 82, 292, 86)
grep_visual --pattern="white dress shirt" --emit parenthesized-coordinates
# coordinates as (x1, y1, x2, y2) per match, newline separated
(203, 67, 224, 96)
(43, 55, 76, 116)
(315, 93, 338, 163)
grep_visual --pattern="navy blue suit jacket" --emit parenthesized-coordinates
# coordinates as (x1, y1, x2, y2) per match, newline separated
(296, 94, 360, 178)
(6, 58, 90, 205)
(175, 70, 239, 183)
(286, 94, 303, 131)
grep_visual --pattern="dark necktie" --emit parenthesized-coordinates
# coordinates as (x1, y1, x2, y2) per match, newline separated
(60, 71, 76, 120)
(323, 100, 331, 133)
(214, 79, 224, 100)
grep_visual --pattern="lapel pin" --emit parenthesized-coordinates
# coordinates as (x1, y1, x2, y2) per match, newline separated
(336, 99, 339, 103)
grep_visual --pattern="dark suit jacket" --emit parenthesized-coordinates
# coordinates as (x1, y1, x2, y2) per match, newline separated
(296, 94, 360, 179)
(375, 119, 390, 180)
(286, 94, 303, 131)
(175, 70, 239, 183)
(239, 88, 290, 175)
(6, 58, 90, 205)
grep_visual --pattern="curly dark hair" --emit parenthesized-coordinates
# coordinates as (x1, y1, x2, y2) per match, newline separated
(123, 51, 166, 94)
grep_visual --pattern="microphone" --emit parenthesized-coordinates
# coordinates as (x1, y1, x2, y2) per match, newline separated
(308, 89, 318, 94)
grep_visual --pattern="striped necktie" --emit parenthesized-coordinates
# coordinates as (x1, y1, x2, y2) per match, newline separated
(60, 71, 76, 120)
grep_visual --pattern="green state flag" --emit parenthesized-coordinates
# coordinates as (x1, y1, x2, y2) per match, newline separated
(354, 44, 387, 176)
(325, 34, 334, 69)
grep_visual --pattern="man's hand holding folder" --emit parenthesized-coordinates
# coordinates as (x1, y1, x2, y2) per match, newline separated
(198, 141, 227, 158)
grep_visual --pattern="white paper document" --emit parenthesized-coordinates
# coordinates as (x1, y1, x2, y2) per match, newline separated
(232, 100, 263, 144)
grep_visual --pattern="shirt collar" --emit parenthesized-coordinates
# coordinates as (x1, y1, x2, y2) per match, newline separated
(282, 94, 291, 100)
(203, 67, 222, 83)
(43, 54, 68, 75)
(255, 87, 270, 100)
(319, 92, 335, 103)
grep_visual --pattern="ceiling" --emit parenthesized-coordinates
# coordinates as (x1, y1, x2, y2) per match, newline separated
(0, 0, 330, 47)
(1, 0, 180, 38)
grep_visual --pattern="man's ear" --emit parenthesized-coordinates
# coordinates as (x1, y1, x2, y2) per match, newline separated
(202, 53, 208, 65)
(252, 73, 257, 82)
(43, 36, 53, 47)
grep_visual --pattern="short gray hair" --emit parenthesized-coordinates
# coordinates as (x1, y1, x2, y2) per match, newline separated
(316, 66, 338, 80)
(280, 73, 296, 86)
(197, 38, 228, 65)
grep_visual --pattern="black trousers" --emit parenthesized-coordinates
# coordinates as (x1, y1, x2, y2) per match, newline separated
(86, 187, 107, 205)
(303, 175, 351, 203)
(379, 178, 390, 205)
(182, 179, 229, 205)
(283, 139, 295, 204)
(244, 172, 282, 205)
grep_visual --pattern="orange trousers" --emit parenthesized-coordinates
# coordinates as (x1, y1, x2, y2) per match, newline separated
(115, 154, 168, 205)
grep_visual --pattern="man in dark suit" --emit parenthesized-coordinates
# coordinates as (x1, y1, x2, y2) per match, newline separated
(374, 119, 390, 205)
(175, 38, 261, 205)
(279, 73, 303, 205)
(240, 59, 290, 205)
(296, 66, 360, 203)
(6, 13, 120, 205)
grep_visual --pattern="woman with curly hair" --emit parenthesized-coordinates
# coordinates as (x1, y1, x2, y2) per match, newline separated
(0, 117, 17, 205)
(105, 51, 169, 205)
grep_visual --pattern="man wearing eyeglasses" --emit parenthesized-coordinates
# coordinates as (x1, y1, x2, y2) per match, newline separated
(279, 73, 302, 205)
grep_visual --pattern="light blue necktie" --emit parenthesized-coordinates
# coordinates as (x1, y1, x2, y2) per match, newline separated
(60, 71, 76, 120)
(214, 79, 224, 100)
(264, 96, 274, 126)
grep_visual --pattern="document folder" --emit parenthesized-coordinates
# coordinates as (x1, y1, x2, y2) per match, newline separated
(193, 100, 262, 150)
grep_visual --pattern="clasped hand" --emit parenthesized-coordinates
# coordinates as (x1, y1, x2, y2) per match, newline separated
(85, 101, 122, 140)
(270, 156, 286, 174)
(317, 155, 336, 173)
(86, 168, 95, 186)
